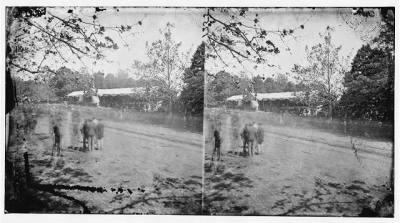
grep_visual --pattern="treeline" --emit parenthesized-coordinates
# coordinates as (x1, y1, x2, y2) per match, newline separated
(206, 71, 306, 107)
(13, 67, 164, 103)
(93, 70, 164, 89)
(13, 42, 205, 116)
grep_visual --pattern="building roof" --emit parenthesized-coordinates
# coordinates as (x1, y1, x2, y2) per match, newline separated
(226, 91, 304, 102)
(67, 87, 149, 97)
(67, 90, 84, 97)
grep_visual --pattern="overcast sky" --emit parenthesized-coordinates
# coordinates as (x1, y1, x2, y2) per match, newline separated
(43, 7, 205, 77)
(206, 8, 382, 80)
(31, 7, 382, 80)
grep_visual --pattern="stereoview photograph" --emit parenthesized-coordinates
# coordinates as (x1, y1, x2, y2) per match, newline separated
(4, 6, 395, 217)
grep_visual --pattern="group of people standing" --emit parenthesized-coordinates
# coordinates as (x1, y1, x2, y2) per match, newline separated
(211, 120, 265, 161)
(241, 122, 264, 156)
(52, 116, 105, 156)
(81, 118, 104, 151)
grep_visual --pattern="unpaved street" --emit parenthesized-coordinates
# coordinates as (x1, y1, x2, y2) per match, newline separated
(17, 105, 203, 214)
(204, 112, 392, 216)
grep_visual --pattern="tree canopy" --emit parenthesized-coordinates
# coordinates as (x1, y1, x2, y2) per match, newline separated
(6, 7, 142, 77)
(180, 42, 205, 115)
(132, 23, 191, 112)
(338, 8, 394, 122)
(203, 8, 304, 66)
(292, 28, 349, 118)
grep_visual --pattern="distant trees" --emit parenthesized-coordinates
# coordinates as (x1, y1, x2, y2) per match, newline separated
(93, 72, 105, 89)
(48, 67, 91, 99)
(14, 77, 56, 103)
(206, 71, 303, 106)
(180, 42, 205, 116)
(206, 71, 241, 107)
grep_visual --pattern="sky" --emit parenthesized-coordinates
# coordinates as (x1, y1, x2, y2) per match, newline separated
(41, 7, 205, 77)
(205, 8, 382, 80)
(24, 7, 382, 80)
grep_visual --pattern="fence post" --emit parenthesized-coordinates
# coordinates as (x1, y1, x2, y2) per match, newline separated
(23, 152, 31, 185)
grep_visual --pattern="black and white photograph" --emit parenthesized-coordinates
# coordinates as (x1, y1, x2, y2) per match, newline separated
(204, 7, 395, 216)
(1, 0, 399, 222)
(5, 7, 204, 214)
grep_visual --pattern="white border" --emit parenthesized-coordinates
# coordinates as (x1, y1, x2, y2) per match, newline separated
(1, 0, 399, 223)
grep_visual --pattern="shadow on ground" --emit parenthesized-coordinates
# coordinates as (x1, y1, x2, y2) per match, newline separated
(105, 174, 203, 214)
(203, 154, 257, 215)
(270, 177, 393, 217)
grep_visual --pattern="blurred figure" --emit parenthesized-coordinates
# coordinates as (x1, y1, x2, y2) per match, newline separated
(96, 119, 104, 150)
(87, 118, 97, 151)
(247, 122, 257, 157)
(256, 123, 264, 154)
(71, 110, 81, 147)
(52, 124, 61, 156)
(211, 126, 222, 161)
(92, 117, 98, 125)
(241, 124, 250, 156)
(81, 119, 89, 151)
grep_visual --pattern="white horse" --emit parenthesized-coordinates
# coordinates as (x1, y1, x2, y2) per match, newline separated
(250, 100, 259, 112)
(239, 99, 259, 111)
(91, 96, 100, 107)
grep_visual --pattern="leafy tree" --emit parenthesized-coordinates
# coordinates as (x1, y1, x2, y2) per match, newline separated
(48, 67, 91, 99)
(6, 7, 142, 76)
(292, 28, 348, 118)
(206, 71, 242, 106)
(203, 8, 304, 66)
(264, 77, 275, 93)
(338, 8, 394, 122)
(133, 23, 190, 113)
(372, 8, 394, 122)
(104, 73, 117, 89)
(340, 45, 392, 121)
(180, 42, 205, 115)
(14, 77, 57, 103)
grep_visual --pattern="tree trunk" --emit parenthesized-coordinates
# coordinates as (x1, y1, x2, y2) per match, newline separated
(6, 113, 9, 152)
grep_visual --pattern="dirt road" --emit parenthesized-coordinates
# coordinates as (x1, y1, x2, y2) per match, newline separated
(204, 112, 392, 216)
(18, 106, 203, 214)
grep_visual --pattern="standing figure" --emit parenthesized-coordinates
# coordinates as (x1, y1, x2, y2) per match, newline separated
(87, 119, 97, 151)
(247, 122, 257, 157)
(256, 123, 264, 154)
(81, 119, 89, 151)
(52, 124, 61, 156)
(96, 119, 104, 150)
(241, 124, 250, 156)
(211, 127, 222, 161)
(71, 110, 81, 147)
